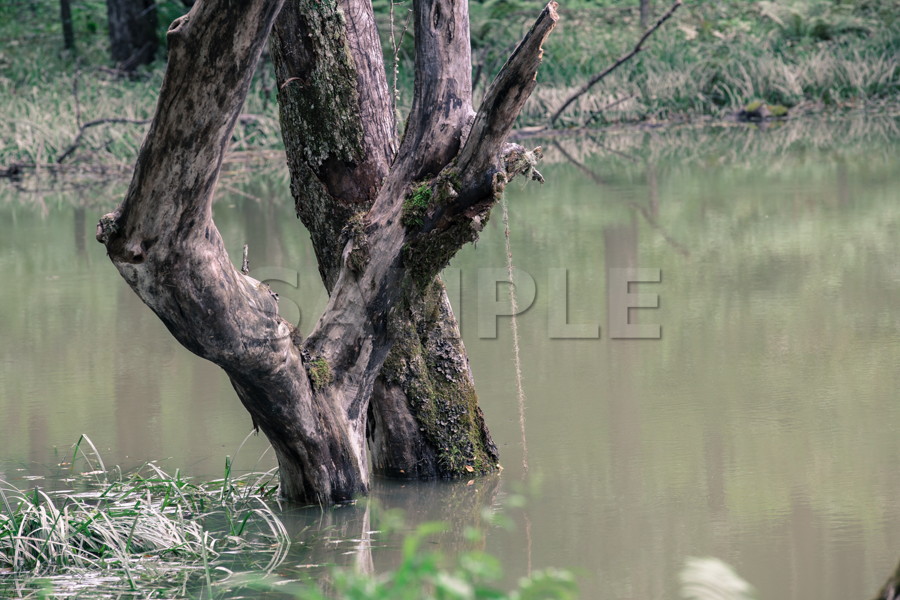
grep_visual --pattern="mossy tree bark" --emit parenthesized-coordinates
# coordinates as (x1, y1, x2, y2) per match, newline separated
(98, 0, 557, 504)
(270, 0, 498, 480)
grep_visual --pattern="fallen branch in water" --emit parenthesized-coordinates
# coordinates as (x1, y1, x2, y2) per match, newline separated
(548, 0, 682, 127)
(0, 161, 130, 180)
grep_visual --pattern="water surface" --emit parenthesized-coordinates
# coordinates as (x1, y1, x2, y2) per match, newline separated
(2, 115, 899, 598)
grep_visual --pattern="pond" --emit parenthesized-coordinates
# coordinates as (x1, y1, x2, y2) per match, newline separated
(1, 114, 899, 598)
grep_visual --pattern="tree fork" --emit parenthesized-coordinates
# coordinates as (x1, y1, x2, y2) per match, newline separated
(272, 0, 498, 479)
(98, 0, 557, 504)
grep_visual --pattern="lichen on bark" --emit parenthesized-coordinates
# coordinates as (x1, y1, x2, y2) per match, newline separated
(270, 0, 370, 290)
(381, 281, 499, 475)
(341, 212, 370, 274)
(272, 0, 363, 168)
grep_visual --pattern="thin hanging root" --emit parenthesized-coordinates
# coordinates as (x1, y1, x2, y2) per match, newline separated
(502, 194, 528, 473)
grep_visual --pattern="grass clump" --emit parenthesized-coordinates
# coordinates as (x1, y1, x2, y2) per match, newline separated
(0, 436, 289, 596)
(401, 183, 433, 229)
(308, 356, 333, 390)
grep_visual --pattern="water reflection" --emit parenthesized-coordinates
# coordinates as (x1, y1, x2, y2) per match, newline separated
(1, 115, 899, 598)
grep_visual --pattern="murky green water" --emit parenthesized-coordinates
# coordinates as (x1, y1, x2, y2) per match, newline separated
(2, 115, 899, 598)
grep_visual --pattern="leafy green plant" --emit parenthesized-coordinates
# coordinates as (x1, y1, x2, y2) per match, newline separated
(401, 183, 433, 228)
(224, 521, 578, 600)
(308, 356, 334, 390)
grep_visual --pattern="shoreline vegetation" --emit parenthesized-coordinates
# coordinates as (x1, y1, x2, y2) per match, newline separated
(1, 0, 897, 178)
(0, 436, 577, 599)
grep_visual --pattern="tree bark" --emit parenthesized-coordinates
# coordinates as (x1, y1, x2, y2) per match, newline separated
(106, 0, 158, 71)
(639, 0, 652, 29)
(60, 0, 75, 52)
(271, 0, 498, 480)
(98, 0, 557, 504)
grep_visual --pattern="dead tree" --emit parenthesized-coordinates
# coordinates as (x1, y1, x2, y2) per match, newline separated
(97, 0, 557, 504)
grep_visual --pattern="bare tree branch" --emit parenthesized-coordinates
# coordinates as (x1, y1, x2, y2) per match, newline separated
(457, 2, 559, 191)
(548, 0, 682, 127)
(56, 118, 151, 164)
(582, 93, 635, 127)
(394, 0, 475, 180)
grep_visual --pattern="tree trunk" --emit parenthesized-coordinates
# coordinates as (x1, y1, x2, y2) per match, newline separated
(639, 0, 653, 29)
(60, 0, 75, 52)
(106, 0, 158, 71)
(270, 0, 497, 480)
(97, 0, 557, 505)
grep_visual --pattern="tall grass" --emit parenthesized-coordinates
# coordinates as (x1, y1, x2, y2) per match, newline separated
(0, 435, 289, 597)
(1, 0, 897, 171)
(1, 436, 578, 599)
(470, 0, 899, 125)
(0, 0, 280, 170)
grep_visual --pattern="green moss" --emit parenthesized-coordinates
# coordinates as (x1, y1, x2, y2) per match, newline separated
(768, 103, 789, 117)
(308, 357, 333, 391)
(401, 183, 433, 229)
(381, 286, 498, 477)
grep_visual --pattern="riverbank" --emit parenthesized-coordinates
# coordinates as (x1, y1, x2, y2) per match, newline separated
(1, 0, 897, 172)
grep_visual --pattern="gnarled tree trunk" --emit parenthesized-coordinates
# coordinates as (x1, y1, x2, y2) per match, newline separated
(270, 0, 497, 480)
(97, 0, 557, 504)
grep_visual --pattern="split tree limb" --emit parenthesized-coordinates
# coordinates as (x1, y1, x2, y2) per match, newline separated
(96, 0, 375, 504)
(97, 0, 556, 505)
(548, 0, 682, 127)
(457, 2, 559, 198)
(389, 3, 558, 292)
(393, 0, 475, 181)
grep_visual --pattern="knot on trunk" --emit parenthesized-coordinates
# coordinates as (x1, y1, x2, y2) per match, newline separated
(503, 144, 544, 183)
(96, 211, 121, 245)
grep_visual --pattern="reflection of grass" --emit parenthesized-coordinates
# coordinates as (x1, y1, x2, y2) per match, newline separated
(541, 112, 899, 172)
